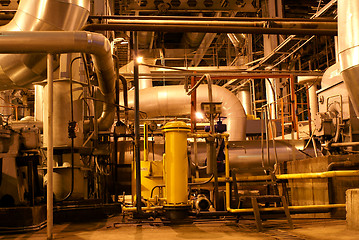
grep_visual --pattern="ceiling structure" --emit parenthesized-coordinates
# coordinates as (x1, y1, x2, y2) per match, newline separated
(0, 0, 337, 98)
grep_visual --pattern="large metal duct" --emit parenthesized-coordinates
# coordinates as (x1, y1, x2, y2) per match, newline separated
(0, 0, 90, 90)
(0, 31, 116, 130)
(338, 0, 359, 116)
(126, 85, 247, 141)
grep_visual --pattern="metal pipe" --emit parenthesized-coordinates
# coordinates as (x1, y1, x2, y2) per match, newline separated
(236, 81, 252, 115)
(46, 53, 54, 240)
(125, 85, 247, 141)
(228, 204, 345, 214)
(0, 31, 116, 131)
(338, 0, 359, 115)
(322, 142, 359, 147)
(122, 206, 163, 212)
(106, 19, 337, 29)
(0, 0, 90, 90)
(90, 15, 337, 23)
(196, 170, 359, 183)
(118, 74, 128, 123)
(133, 31, 143, 214)
(83, 24, 337, 36)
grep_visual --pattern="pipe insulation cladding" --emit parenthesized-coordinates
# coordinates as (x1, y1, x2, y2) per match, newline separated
(0, 0, 90, 90)
(0, 31, 116, 130)
(338, 0, 359, 116)
(125, 85, 247, 141)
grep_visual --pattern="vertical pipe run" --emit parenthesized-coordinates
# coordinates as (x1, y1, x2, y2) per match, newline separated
(144, 123, 148, 162)
(190, 76, 197, 133)
(289, 75, 297, 139)
(46, 54, 54, 240)
(133, 32, 142, 213)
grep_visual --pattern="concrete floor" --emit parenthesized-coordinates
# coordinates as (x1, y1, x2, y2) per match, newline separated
(0, 217, 358, 240)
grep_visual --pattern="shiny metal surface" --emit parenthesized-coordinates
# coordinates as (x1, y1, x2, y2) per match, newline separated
(0, 31, 116, 130)
(0, 0, 90, 90)
(43, 80, 83, 147)
(139, 65, 152, 90)
(192, 140, 309, 175)
(125, 85, 247, 141)
(236, 82, 252, 115)
(338, 0, 359, 115)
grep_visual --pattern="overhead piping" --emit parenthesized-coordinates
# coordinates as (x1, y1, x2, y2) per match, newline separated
(0, 31, 116, 130)
(0, 0, 90, 90)
(125, 85, 247, 141)
(83, 23, 337, 36)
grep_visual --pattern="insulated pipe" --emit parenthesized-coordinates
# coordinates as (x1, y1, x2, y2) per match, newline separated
(0, 31, 116, 130)
(338, 0, 359, 116)
(236, 82, 252, 115)
(83, 24, 337, 36)
(0, 0, 90, 90)
(125, 85, 247, 141)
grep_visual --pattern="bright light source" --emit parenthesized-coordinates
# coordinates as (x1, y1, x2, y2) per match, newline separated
(120, 41, 128, 45)
(196, 112, 204, 119)
(136, 56, 143, 64)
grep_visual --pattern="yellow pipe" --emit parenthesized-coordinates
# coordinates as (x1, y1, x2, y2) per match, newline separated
(144, 123, 148, 161)
(122, 206, 163, 212)
(227, 204, 345, 213)
(188, 133, 229, 139)
(194, 170, 359, 183)
(276, 170, 359, 180)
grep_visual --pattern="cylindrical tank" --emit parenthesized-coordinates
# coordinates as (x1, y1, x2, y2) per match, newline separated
(162, 121, 190, 205)
(43, 79, 84, 148)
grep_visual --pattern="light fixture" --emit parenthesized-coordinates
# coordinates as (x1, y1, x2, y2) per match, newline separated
(136, 56, 143, 64)
(195, 111, 204, 120)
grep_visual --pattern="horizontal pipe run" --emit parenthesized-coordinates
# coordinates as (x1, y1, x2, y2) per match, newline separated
(195, 170, 359, 183)
(322, 142, 359, 147)
(0, 31, 116, 131)
(122, 206, 163, 212)
(83, 24, 337, 36)
(90, 15, 337, 22)
(227, 204, 346, 213)
(106, 19, 337, 29)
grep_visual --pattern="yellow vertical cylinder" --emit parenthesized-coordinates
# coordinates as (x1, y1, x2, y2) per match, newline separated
(162, 121, 190, 205)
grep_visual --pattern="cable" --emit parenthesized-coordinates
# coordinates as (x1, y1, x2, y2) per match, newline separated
(56, 56, 81, 202)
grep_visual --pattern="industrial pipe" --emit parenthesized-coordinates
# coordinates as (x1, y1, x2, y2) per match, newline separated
(90, 15, 337, 23)
(338, 0, 359, 115)
(133, 31, 143, 214)
(125, 85, 246, 141)
(0, 31, 116, 130)
(195, 169, 359, 183)
(46, 53, 54, 240)
(0, 0, 90, 90)
(106, 19, 337, 29)
(83, 24, 337, 35)
(223, 133, 347, 214)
